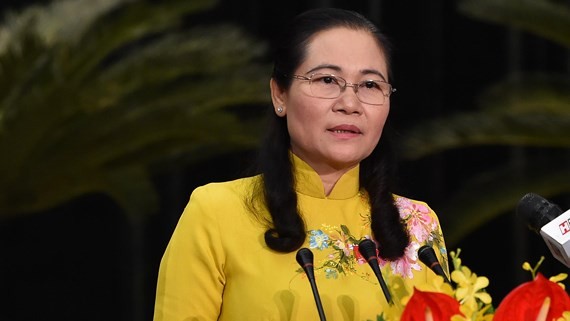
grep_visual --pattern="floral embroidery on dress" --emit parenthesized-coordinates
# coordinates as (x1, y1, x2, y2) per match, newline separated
(296, 223, 375, 281)
(308, 230, 330, 250)
(296, 195, 448, 281)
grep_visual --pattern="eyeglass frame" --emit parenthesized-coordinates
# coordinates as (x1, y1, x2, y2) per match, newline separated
(290, 73, 396, 106)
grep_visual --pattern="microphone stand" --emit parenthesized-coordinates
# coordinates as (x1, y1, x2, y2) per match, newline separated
(358, 239, 393, 305)
(296, 248, 327, 321)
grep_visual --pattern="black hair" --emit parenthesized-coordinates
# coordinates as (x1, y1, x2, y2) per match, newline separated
(248, 7, 409, 260)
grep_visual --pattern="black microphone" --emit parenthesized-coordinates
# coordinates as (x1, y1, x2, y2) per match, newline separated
(517, 192, 563, 234)
(358, 239, 392, 304)
(417, 245, 451, 284)
(517, 192, 570, 268)
(296, 248, 327, 321)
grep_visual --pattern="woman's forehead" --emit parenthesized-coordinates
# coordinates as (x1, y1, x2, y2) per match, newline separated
(299, 27, 388, 77)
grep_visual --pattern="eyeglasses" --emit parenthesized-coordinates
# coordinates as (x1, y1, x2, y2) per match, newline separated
(291, 73, 396, 105)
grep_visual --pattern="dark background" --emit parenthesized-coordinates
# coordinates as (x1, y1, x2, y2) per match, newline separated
(0, 1, 568, 321)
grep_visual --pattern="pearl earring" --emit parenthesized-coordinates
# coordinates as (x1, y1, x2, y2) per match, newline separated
(277, 106, 284, 113)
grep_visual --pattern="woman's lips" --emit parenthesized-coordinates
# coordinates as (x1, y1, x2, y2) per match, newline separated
(328, 124, 362, 134)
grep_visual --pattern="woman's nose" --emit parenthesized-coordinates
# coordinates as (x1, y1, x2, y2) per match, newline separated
(333, 87, 363, 114)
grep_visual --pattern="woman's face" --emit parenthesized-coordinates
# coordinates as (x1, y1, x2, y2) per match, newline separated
(270, 27, 391, 173)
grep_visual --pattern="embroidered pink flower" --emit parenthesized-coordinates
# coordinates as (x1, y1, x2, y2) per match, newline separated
(330, 230, 352, 257)
(390, 242, 421, 278)
(396, 197, 415, 218)
(397, 198, 434, 243)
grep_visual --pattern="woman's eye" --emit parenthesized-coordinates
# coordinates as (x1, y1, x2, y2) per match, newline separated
(362, 81, 380, 89)
(312, 75, 337, 85)
(321, 76, 336, 84)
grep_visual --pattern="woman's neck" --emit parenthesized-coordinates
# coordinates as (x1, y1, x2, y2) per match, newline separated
(314, 164, 358, 196)
(290, 151, 358, 196)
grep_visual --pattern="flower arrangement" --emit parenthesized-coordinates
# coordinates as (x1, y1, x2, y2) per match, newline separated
(377, 249, 570, 321)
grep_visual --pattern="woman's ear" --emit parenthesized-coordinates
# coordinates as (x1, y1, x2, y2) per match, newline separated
(270, 78, 287, 116)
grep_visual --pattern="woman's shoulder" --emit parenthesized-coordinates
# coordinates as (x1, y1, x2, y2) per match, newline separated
(179, 175, 262, 224)
(190, 175, 261, 201)
(392, 194, 443, 241)
(392, 194, 436, 214)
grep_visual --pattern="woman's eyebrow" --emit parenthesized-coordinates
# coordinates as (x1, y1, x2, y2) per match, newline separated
(304, 64, 341, 74)
(361, 69, 387, 81)
(304, 65, 387, 81)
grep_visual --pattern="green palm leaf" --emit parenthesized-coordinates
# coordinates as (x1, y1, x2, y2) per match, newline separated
(400, 0, 570, 246)
(400, 74, 570, 160)
(0, 0, 271, 219)
(400, 76, 570, 246)
(458, 0, 570, 47)
(440, 164, 570, 245)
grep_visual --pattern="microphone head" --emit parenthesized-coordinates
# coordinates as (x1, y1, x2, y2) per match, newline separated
(358, 239, 378, 260)
(517, 192, 563, 234)
(417, 245, 438, 266)
(296, 248, 315, 280)
(418, 245, 451, 284)
(296, 248, 314, 266)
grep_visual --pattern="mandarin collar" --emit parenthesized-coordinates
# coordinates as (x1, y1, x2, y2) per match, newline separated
(291, 153, 360, 200)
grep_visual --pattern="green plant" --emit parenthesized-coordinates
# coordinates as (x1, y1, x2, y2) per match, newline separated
(398, 0, 570, 245)
(0, 0, 271, 220)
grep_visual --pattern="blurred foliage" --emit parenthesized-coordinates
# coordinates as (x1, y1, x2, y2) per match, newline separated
(457, 0, 570, 47)
(0, 0, 271, 219)
(399, 0, 570, 245)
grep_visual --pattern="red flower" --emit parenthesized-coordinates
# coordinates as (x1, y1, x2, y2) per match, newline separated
(401, 287, 462, 321)
(494, 272, 570, 321)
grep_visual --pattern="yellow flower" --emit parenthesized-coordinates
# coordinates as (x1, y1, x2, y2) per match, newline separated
(522, 261, 532, 271)
(450, 249, 463, 270)
(429, 275, 455, 296)
(550, 273, 569, 290)
(452, 266, 492, 311)
(557, 311, 570, 321)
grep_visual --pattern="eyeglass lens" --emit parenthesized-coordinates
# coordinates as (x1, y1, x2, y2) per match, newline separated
(308, 74, 390, 105)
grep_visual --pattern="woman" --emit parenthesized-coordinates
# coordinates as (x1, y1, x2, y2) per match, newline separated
(154, 7, 449, 321)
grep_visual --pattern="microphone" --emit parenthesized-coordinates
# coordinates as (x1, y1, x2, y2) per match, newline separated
(418, 245, 451, 284)
(296, 248, 327, 321)
(517, 192, 570, 268)
(358, 239, 393, 304)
